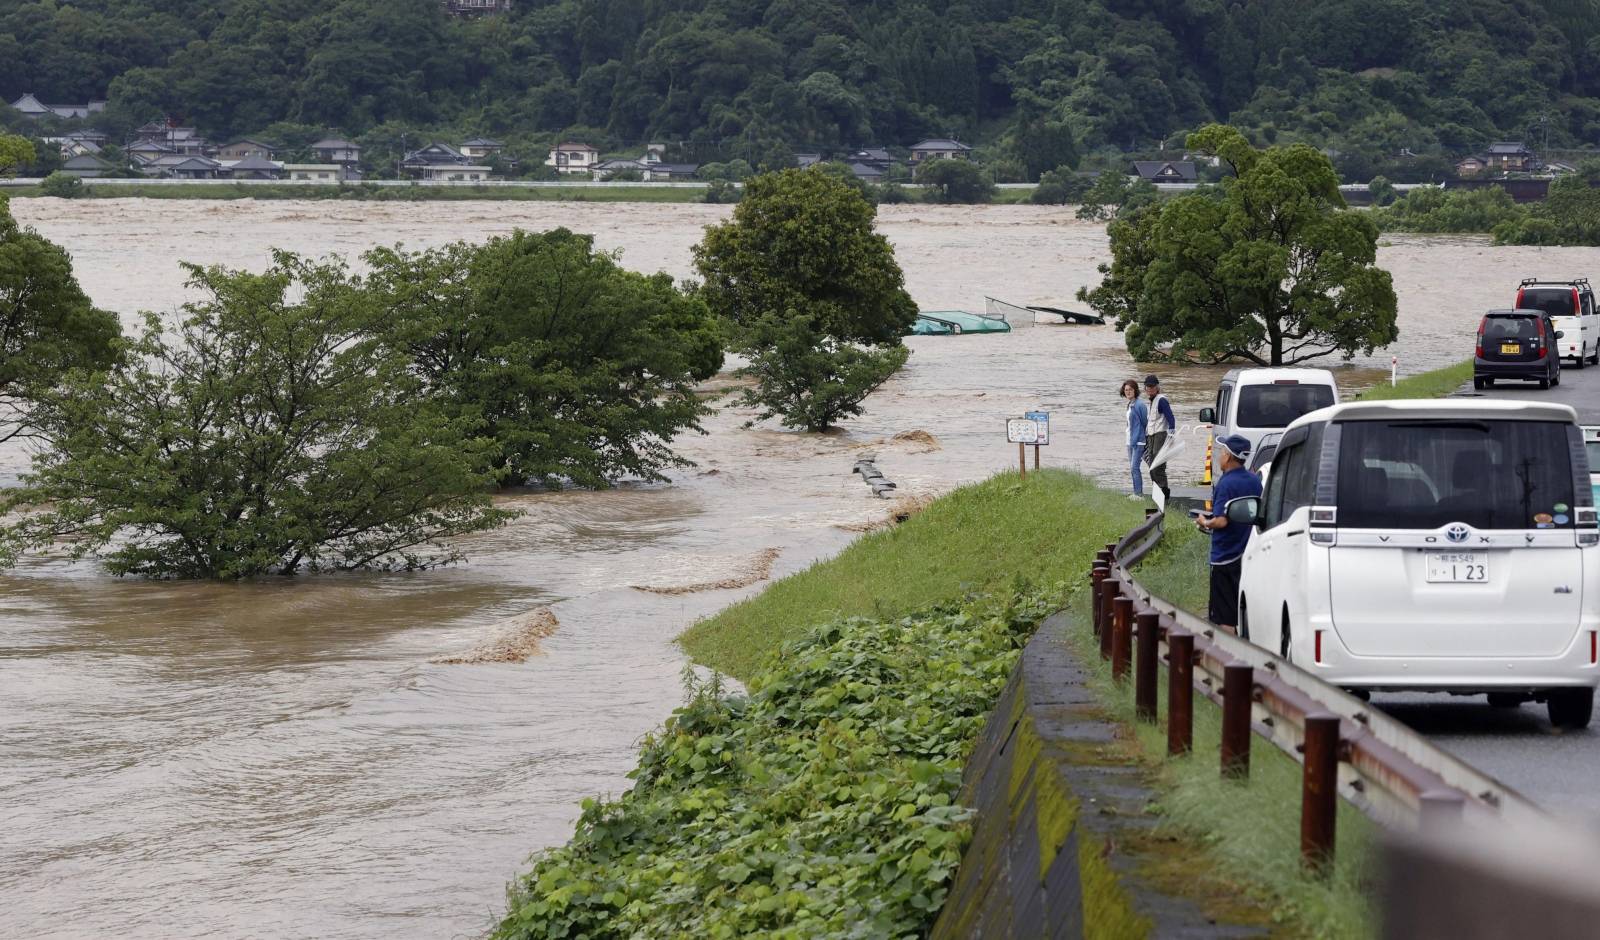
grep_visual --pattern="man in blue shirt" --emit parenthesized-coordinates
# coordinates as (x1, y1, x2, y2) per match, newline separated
(1195, 434, 1262, 632)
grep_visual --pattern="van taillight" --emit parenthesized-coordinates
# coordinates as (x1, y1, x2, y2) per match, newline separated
(1315, 630, 1324, 664)
(1589, 631, 1595, 665)
(1537, 317, 1547, 358)
(1476, 319, 1485, 358)
(1575, 289, 1582, 315)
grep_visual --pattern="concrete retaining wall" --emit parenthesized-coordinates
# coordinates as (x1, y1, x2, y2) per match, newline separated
(932, 614, 1263, 939)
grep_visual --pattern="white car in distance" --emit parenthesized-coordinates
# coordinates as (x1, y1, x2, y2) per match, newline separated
(1227, 399, 1600, 728)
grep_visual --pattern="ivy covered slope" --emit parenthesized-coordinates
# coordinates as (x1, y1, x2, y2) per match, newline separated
(497, 471, 1141, 938)
(4, 0, 1600, 178)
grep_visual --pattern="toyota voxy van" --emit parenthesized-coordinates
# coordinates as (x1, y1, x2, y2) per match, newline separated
(1224, 399, 1600, 728)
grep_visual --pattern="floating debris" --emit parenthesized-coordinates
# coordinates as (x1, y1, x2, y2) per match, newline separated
(631, 547, 782, 594)
(431, 608, 560, 665)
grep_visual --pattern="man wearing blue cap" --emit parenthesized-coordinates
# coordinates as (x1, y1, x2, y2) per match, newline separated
(1195, 434, 1262, 632)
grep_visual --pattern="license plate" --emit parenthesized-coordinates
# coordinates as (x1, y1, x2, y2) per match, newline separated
(1426, 552, 1488, 583)
(1500, 343, 1520, 354)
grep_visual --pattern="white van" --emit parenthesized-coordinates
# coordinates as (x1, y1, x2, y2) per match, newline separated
(1225, 399, 1600, 728)
(1517, 278, 1598, 367)
(1199, 368, 1338, 472)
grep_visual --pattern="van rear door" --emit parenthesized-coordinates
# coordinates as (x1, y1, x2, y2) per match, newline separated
(1480, 314, 1544, 364)
(1327, 419, 1583, 658)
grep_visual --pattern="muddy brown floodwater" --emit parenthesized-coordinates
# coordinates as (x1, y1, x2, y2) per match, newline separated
(4, 198, 1597, 938)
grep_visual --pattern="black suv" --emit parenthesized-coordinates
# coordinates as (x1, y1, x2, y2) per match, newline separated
(1474, 308, 1563, 389)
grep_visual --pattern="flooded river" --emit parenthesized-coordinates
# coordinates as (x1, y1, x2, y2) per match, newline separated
(3, 199, 1597, 938)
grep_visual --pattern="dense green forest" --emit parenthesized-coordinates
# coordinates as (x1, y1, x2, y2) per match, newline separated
(3, 0, 1600, 179)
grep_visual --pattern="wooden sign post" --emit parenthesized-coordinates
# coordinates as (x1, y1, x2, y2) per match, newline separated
(1025, 410, 1050, 471)
(1006, 418, 1039, 479)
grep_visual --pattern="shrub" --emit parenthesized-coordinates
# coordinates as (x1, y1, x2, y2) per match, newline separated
(916, 159, 996, 203)
(39, 171, 82, 198)
(496, 590, 1053, 939)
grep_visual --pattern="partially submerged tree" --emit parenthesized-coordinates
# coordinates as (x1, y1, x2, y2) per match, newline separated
(916, 159, 996, 204)
(0, 254, 510, 578)
(1080, 124, 1399, 366)
(694, 168, 917, 431)
(366, 228, 723, 487)
(0, 193, 121, 443)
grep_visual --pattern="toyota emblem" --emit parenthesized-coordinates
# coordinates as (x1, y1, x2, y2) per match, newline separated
(1445, 524, 1470, 543)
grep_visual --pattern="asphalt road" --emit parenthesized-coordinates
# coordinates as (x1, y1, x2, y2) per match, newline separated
(1377, 359, 1600, 818)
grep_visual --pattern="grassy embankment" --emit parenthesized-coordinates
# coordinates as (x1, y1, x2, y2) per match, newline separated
(1354, 359, 1472, 401)
(7, 182, 1039, 204)
(679, 470, 1140, 680)
(678, 469, 1376, 937)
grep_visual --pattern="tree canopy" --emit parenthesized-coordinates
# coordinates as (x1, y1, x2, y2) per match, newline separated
(365, 228, 723, 488)
(0, 253, 510, 578)
(695, 168, 916, 431)
(0, 192, 121, 442)
(5, 0, 1600, 180)
(1080, 125, 1399, 367)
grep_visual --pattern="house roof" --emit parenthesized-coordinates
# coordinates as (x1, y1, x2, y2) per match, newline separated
(910, 138, 972, 152)
(62, 153, 111, 169)
(595, 158, 647, 170)
(555, 141, 599, 152)
(649, 163, 699, 174)
(65, 129, 108, 142)
(170, 157, 222, 171)
(1456, 155, 1485, 165)
(462, 137, 504, 147)
(403, 143, 468, 165)
(851, 147, 891, 163)
(223, 138, 276, 151)
(311, 138, 358, 150)
(1131, 160, 1198, 181)
(1487, 141, 1530, 154)
(9, 93, 51, 114)
(126, 141, 174, 154)
(848, 161, 885, 178)
(229, 154, 281, 171)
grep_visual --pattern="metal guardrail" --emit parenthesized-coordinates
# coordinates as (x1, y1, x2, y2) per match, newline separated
(1091, 511, 1543, 868)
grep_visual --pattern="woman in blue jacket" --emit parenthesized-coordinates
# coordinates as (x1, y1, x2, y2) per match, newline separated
(1121, 379, 1148, 499)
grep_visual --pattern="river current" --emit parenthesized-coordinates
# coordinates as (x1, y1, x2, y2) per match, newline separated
(3, 199, 1595, 937)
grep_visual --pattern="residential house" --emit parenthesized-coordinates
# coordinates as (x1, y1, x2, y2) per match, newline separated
(592, 145, 698, 181)
(1454, 155, 1487, 177)
(401, 142, 493, 180)
(283, 163, 362, 182)
(1131, 160, 1198, 183)
(126, 141, 176, 169)
(547, 141, 599, 174)
(218, 139, 277, 161)
(644, 162, 699, 181)
(443, 0, 512, 14)
(460, 137, 505, 160)
(847, 161, 885, 183)
(60, 153, 113, 178)
(225, 155, 285, 180)
(166, 157, 225, 180)
(908, 139, 972, 164)
(311, 137, 361, 165)
(131, 123, 210, 156)
(8, 93, 107, 120)
(1546, 162, 1579, 176)
(591, 158, 647, 180)
(1484, 141, 1536, 173)
(794, 152, 822, 169)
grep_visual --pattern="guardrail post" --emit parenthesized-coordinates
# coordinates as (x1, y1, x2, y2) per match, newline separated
(1301, 712, 1340, 871)
(1099, 581, 1118, 660)
(1094, 549, 1113, 569)
(1167, 630, 1193, 755)
(1090, 567, 1108, 637)
(1111, 596, 1134, 682)
(1221, 664, 1253, 779)
(1134, 611, 1159, 721)
(1418, 790, 1465, 833)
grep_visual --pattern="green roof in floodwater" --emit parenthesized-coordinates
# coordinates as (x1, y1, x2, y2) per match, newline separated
(911, 310, 1011, 335)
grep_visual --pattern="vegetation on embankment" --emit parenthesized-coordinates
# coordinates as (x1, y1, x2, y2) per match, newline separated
(1370, 171, 1600, 246)
(2, 182, 713, 202)
(679, 470, 1145, 680)
(1077, 522, 1380, 939)
(1354, 359, 1473, 401)
(496, 589, 1057, 938)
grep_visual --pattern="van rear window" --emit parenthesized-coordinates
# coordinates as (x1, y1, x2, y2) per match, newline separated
(1484, 316, 1537, 339)
(1336, 420, 1575, 530)
(1236, 384, 1335, 428)
(1519, 288, 1577, 318)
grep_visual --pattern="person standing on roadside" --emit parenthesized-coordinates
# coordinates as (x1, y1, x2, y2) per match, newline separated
(1143, 374, 1176, 500)
(1195, 434, 1262, 633)
(1121, 379, 1148, 499)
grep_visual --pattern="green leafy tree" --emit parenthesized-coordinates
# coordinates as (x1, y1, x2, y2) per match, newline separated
(694, 168, 917, 431)
(1367, 175, 1397, 206)
(366, 228, 723, 487)
(916, 159, 995, 203)
(1494, 170, 1600, 245)
(0, 194, 121, 443)
(0, 134, 33, 176)
(1079, 125, 1399, 366)
(1031, 166, 1092, 205)
(0, 253, 510, 578)
(39, 171, 82, 198)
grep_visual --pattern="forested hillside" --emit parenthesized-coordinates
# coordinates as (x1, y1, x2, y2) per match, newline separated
(3, 0, 1600, 179)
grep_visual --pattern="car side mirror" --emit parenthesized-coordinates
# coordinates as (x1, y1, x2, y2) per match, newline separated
(1199, 407, 1217, 425)
(1224, 496, 1260, 528)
